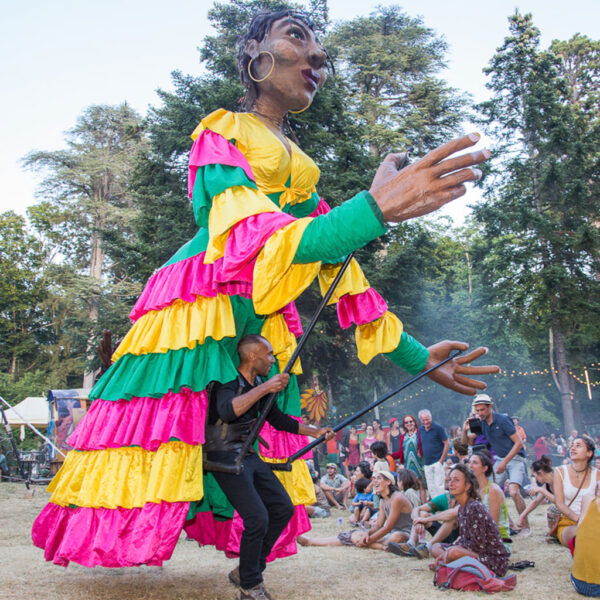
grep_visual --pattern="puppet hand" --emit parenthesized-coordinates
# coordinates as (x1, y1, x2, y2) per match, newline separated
(424, 341, 500, 396)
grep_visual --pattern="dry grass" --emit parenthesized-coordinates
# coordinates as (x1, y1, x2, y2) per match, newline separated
(0, 482, 581, 600)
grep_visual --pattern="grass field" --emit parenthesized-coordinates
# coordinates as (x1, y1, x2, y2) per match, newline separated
(0, 482, 581, 600)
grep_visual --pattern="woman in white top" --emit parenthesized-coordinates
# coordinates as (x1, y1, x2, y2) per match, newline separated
(554, 436, 599, 548)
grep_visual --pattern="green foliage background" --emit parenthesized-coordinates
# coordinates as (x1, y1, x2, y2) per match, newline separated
(1, 1, 598, 443)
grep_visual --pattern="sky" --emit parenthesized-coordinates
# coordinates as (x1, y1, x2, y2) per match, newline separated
(2, 0, 600, 223)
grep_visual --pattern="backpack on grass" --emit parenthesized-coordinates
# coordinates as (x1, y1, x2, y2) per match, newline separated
(433, 556, 517, 593)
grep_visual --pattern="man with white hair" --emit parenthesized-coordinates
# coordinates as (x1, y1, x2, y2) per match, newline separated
(417, 409, 449, 498)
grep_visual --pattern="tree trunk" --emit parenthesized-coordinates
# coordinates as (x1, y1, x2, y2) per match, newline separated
(550, 327, 576, 434)
(83, 228, 105, 389)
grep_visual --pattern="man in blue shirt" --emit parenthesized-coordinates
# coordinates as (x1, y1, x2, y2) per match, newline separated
(464, 394, 529, 537)
(418, 409, 449, 498)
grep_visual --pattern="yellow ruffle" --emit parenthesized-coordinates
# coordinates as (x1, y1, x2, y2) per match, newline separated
(205, 185, 279, 264)
(318, 259, 370, 305)
(112, 295, 235, 361)
(261, 457, 316, 506)
(261, 314, 302, 375)
(355, 311, 403, 365)
(253, 219, 321, 314)
(47, 442, 203, 509)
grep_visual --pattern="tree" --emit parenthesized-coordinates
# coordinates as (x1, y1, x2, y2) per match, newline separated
(474, 13, 600, 433)
(23, 104, 147, 387)
(326, 6, 467, 159)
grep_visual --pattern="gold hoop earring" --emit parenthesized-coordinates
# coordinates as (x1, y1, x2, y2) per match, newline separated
(247, 51, 275, 83)
(289, 101, 312, 114)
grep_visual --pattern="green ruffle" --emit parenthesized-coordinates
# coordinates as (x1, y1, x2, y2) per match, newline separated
(161, 227, 208, 268)
(385, 331, 429, 375)
(89, 339, 238, 401)
(193, 163, 257, 228)
(187, 472, 235, 521)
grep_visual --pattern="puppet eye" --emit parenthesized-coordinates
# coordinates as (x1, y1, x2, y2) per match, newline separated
(289, 27, 304, 40)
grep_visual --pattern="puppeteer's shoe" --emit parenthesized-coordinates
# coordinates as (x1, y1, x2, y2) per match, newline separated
(229, 566, 241, 587)
(237, 583, 274, 600)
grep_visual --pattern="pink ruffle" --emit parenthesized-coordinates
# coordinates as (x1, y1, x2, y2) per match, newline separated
(68, 389, 207, 451)
(309, 197, 332, 217)
(32, 501, 189, 568)
(129, 252, 252, 321)
(259, 417, 312, 460)
(337, 288, 388, 329)
(183, 505, 310, 562)
(220, 212, 295, 281)
(129, 210, 297, 322)
(188, 129, 255, 198)
(278, 302, 303, 338)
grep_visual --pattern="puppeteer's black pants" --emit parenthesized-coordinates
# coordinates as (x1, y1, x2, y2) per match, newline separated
(211, 452, 295, 589)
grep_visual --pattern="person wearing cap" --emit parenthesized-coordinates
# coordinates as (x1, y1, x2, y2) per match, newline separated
(298, 471, 413, 550)
(462, 394, 530, 537)
(320, 463, 351, 509)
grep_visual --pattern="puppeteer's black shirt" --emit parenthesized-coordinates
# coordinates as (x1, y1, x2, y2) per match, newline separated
(209, 374, 299, 435)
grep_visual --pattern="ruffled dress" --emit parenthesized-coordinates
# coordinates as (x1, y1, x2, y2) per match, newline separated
(32, 109, 430, 568)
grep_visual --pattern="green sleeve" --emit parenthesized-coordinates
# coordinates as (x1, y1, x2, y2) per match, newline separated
(293, 191, 386, 264)
(385, 332, 429, 375)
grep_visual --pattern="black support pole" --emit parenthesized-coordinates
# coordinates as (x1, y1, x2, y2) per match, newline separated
(270, 348, 464, 471)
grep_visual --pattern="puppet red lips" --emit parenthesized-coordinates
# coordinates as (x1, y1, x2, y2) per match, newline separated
(302, 69, 320, 88)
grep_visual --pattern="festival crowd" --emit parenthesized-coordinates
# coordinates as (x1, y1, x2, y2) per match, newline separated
(299, 394, 600, 596)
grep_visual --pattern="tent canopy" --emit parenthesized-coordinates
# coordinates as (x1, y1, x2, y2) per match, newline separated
(2, 397, 48, 427)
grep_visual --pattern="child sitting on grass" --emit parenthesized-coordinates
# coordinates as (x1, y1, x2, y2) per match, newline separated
(350, 478, 374, 525)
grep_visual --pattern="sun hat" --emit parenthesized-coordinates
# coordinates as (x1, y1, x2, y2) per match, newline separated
(472, 393, 492, 406)
(326, 463, 337, 469)
(378, 471, 395, 483)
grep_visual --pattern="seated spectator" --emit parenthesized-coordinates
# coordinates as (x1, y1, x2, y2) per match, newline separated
(0, 451, 9, 480)
(306, 472, 330, 519)
(431, 463, 509, 577)
(298, 471, 412, 550)
(517, 455, 556, 535)
(571, 483, 600, 596)
(388, 478, 459, 560)
(397, 469, 421, 509)
(554, 436, 600, 548)
(350, 478, 374, 525)
(468, 452, 511, 553)
(320, 463, 351, 510)
(447, 438, 469, 465)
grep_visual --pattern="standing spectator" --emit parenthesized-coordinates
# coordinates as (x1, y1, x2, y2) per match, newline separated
(391, 414, 424, 481)
(387, 418, 402, 455)
(534, 435, 550, 460)
(337, 428, 349, 477)
(568, 429, 579, 449)
(418, 409, 449, 499)
(371, 441, 396, 473)
(347, 425, 361, 473)
(320, 463, 351, 510)
(372, 419, 385, 441)
(360, 425, 377, 465)
(464, 394, 530, 537)
(512, 416, 527, 450)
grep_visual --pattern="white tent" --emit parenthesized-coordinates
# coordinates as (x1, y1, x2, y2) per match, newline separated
(2, 397, 48, 427)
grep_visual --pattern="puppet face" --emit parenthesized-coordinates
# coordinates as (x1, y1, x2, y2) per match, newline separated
(248, 16, 327, 112)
